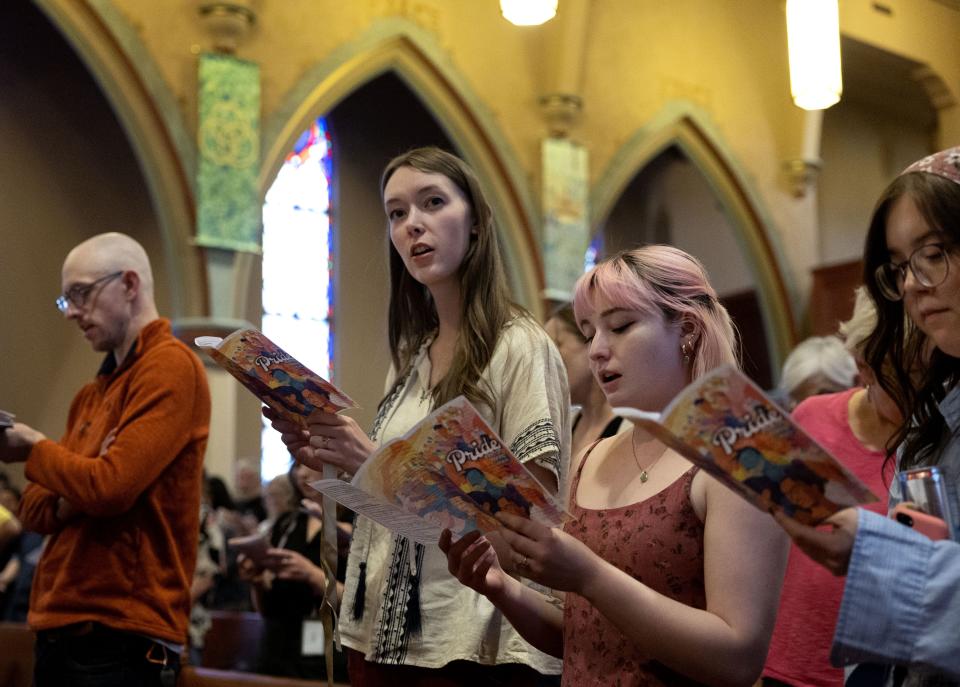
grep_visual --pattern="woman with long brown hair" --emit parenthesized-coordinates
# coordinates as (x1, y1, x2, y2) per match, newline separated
(266, 146, 570, 685)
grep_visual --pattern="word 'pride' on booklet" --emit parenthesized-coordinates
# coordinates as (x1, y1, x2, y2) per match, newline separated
(310, 396, 572, 544)
(195, 328, 358, 425)
(616, 364, 878, 525)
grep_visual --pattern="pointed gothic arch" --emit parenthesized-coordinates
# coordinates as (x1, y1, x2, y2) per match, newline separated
(34, 0, 204, 318)
(261, 19, 543, 312)
(592, 103, 798, 368)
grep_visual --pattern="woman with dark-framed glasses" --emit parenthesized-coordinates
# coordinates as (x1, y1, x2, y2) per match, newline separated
(776, 147, 960, 684)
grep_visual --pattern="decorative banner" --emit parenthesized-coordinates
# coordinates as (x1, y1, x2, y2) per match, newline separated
(197, 53, 261, 253)
(542, 138, 589, 301)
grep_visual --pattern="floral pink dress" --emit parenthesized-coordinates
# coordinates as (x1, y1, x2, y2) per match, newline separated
(561, 444, 707, 686)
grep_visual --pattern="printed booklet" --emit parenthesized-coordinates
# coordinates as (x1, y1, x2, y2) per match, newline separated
(195, 328, 358, 425)
(615, 364, 878, 525)
(226, 532, 272, 567)
(199, 326, 349, 662)
(0, 410, 14, 429)
(310, 396, 572, 544)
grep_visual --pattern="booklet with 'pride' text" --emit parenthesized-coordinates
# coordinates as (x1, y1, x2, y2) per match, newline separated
(615, 364, 878, 525)
(195, 327, 358, 425)
(309, 396, 571, 544)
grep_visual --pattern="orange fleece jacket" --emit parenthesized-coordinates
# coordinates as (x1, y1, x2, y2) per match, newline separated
(19, 319, 211, 644)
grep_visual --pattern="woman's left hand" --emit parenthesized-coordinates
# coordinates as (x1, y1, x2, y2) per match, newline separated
(237, 554, 271, 587)
(262, 407, 374, 476)
(773, 507, 859, 576)
(268, 548, 326, 594)
(494, 512, 601, 594)
(305, 411, 375, 476)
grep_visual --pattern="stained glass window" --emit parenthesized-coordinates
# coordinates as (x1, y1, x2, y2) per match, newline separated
(584, 232, 602, 273)
(260, 118, 334, 481)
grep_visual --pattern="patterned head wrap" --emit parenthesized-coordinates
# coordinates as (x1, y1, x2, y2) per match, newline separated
(900, 146, 960, 186)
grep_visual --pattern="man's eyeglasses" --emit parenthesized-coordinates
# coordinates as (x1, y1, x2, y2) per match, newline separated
(874, 244, 952, 301)
(55, 271, 124, 314)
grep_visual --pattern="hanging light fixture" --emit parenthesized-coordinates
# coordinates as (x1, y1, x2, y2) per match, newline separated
(500, 0, 558, 26)
(786, 0, 842, 110)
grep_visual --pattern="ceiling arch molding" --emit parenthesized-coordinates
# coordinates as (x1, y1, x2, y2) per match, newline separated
(261, 18, 543, 313)
(592, 103, 798, 368)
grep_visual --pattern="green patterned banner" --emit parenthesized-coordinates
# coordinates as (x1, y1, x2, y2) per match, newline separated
(197, 53, 261, 253)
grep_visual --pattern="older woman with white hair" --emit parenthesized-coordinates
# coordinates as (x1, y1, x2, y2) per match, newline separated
(763, 288, 903, 687)
(777, 335, 859, 409)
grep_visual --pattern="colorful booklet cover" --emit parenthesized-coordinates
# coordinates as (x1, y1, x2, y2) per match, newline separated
(195, 328, 358, 425)
(311, 396, 571, 544)
(615, 364, 878, 526)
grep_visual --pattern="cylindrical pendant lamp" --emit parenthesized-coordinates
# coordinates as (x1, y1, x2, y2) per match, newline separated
(500, 0, 558, 26)
(786, 0, 843, 110)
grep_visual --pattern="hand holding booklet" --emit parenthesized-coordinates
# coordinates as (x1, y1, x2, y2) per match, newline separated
(227, 532, 272, 567)
(310, 396, 572, 544)
(195, 328, 358, 425)
(615, 364, 878, 525)
(195, 328, 566, 544)
(197, 327, 347, 668)
(195, 327, 356, 561)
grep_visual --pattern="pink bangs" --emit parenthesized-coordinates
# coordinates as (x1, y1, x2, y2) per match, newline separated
(572, 258, 659, 331)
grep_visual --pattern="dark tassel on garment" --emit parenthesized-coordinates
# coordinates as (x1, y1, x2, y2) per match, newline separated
(404, 567, 422, 637)
(351, 561, 367, 621)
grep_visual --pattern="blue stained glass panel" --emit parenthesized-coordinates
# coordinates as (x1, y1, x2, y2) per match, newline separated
(260, 118, 334, 481)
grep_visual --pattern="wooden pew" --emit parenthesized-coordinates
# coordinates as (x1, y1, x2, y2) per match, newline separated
(0, 621, 33, 687)
(0, 618, 349, 687)
(200, 610, 264, 672)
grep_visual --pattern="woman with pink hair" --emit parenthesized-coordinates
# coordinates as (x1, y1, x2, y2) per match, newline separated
(442, 245, 789, 686)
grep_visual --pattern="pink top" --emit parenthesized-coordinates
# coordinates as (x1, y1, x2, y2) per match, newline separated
(561, 443, 707, 687)
(763, 388, 890, 687)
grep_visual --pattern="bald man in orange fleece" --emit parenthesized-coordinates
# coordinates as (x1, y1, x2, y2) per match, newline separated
(1, 233, 211, 687)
